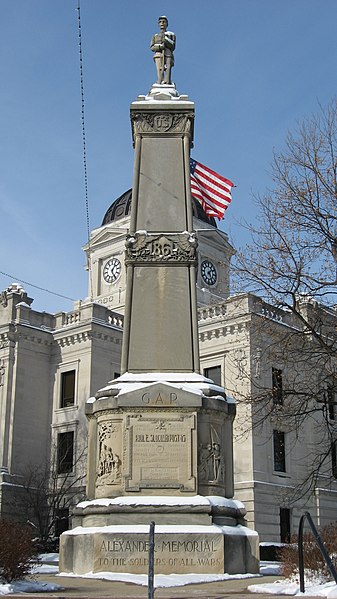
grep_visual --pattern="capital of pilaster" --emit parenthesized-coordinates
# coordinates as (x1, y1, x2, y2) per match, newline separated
(130, 101, 194, 147)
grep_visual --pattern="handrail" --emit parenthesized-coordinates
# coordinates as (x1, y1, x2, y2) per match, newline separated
(298, 511, 337, 593)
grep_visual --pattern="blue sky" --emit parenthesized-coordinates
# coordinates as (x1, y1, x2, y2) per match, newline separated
(0, 0, 336, 313)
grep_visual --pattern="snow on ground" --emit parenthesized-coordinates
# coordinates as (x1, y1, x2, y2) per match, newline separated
(38, 553, 59, 563)
(249, 570, 337, 597)
(31, 563, 59, 574)
(248, 580, 337, 597)
(59, 570, 260, 588)
(0, 554, 62, 595)
(31, 553, 59, 574)
(0, 580, 62, 595)
(259, 562, 282, 576)
(58, 568, 337, 595)
(0, 555, 336, 595)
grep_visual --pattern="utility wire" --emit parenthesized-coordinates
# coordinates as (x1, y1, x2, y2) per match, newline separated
(0, 4, 92, 307)
(77, 0, 93, 300)
(0, 270, 76, 302)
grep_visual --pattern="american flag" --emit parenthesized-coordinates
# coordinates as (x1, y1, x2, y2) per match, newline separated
(190, 158, 234, 220)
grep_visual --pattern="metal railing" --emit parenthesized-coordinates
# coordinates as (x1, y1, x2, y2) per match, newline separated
(298, 511, 337, 593)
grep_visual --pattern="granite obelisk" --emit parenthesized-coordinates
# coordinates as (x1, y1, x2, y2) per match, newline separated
(121, 99, 198, 374)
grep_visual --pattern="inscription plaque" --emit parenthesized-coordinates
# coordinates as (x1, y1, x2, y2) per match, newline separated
(125, 412, 196, 492)
(116, 382, 202, 408)
(93, 532, 224, 574)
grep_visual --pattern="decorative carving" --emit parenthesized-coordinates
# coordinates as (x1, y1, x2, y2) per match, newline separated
(198, 426, 225, 485)
(0, 360, 5, 386)
(125, 232, 197, 264)
(0, 334, 10, 350)
(155, 419, 169, 431)
(96, 422, 121, 486)
(0, 292, 7, 308)
(253, 347, 261, 379)
(233, 348, 248, 380)
(2, 284, 33, 307)
(131, 112, 194, 139)
(153, 113, 173, 131)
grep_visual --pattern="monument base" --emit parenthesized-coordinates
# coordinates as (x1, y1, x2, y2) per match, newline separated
(59, 496, 259, 575)
(59, 373, 259, 575)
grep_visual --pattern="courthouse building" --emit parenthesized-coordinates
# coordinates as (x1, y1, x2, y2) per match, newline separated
(1, 189, 337, 542)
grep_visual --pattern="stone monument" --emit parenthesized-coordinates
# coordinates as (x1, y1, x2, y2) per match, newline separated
(59, 18, 259, 576)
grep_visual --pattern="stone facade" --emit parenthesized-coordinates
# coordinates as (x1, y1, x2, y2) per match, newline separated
(0, 284, 123, 525)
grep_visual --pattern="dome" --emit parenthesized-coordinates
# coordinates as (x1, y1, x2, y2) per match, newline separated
(101, 189, 217, 228)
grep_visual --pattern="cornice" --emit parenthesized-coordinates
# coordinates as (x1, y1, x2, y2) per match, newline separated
(55, 329, 122, 349)
(17, 332, 54, 347)
(0, 328, 53, 348)
(56, 331, 93, 348)
(199, 321, 249, 343)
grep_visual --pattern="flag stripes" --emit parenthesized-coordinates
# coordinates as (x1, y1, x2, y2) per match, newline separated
(190, 158, 234, 220)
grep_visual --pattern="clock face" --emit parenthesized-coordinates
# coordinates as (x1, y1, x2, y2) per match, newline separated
(103, 258, 121, 284)
(201, 260, 217, 286)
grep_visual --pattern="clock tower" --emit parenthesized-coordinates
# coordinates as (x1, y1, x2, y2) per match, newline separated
(83, 188, 235, 313)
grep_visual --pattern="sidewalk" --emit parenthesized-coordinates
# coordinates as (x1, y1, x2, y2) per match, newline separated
(8, 573, 321, 599)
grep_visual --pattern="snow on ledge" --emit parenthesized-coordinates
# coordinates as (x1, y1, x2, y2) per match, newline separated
(118, 372, 207, 382)
(89, 371, 236, 405)
(116, 380, 204, 398)
(62, 523, 257, 537)
(77, 494, 245, 511)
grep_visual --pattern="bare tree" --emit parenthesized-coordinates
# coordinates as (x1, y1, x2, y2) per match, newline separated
(21, 445, 86, 549)
(233, 98, 337, 499)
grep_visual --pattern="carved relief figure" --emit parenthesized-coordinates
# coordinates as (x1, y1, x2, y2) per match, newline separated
(96, 422, 121, 486)
(150, 16, 175, 85)
(212, 442, 225, 483)
(198, 443, 213, 481)
(198, 426, 225, 484)
(97, 444, 121, 483)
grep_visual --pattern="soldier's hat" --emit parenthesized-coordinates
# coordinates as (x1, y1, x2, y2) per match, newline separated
(158, 16, 168, 24)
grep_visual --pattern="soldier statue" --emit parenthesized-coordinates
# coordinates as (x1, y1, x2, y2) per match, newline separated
(150, 16, 176, 85)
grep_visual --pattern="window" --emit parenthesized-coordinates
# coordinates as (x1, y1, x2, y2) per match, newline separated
(327, 386, 336, 421)
(60, 370, 75, 408)
(280, 508, 291, 543)
(332, 441, 337, 479)
(204, 365, 221, 386)
(272, 368, 283, 405)
(273, 430, 286, 473)
(57, 431, 74, 474)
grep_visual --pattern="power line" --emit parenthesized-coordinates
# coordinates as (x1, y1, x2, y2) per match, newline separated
(0, 270, 76, 302)
(77, 0, 93, 300)
(0, 4, 92, 308)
